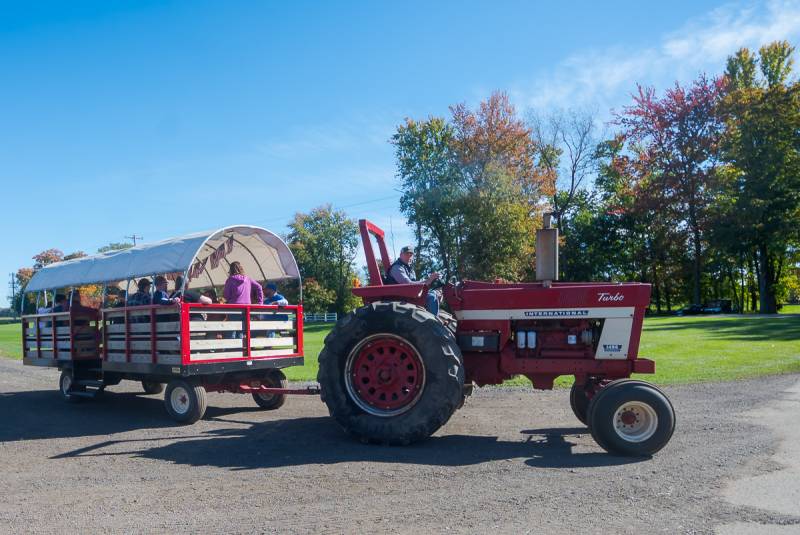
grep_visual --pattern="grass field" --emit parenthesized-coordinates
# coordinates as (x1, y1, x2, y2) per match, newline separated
(0, 322, 21, 360)
(2, 314, 798, 386)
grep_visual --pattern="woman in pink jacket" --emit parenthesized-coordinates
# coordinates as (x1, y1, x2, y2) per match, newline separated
(223, 262, 264, 304)
(223, 262, 262, 340)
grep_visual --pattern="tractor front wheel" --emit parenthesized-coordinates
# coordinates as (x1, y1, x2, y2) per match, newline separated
(569, 381, 591, 426)
(318, 301, 465, 445)
(588, 379, 675, 456)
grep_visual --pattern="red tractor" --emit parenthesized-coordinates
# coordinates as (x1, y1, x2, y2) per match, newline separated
(317, 219, 675, 456)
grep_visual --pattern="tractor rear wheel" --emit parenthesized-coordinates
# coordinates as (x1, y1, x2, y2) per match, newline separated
(587, 379, 675, 456)
(318, 301, 465, 445)
(252, 369, 288, 410)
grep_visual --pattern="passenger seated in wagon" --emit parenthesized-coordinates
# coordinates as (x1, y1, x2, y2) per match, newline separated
(127, 279, 152, 306)
(223, 262, 263, 304)
(261, 282, 289, 338)
(263, 282, 288, 306)
(153, 275, 180, 305)
(104, 287, 126, 309)
(69, 290, 98, 315)
(170, 276, 212, 304)
(52, 294, 68, 312)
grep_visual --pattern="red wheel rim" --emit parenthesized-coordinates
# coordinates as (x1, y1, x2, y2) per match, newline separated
(346, 335, 425, 416)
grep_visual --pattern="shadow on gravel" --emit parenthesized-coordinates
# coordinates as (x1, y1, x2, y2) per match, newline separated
(0, 390, 172, 441)
(51, 416, 646, 469)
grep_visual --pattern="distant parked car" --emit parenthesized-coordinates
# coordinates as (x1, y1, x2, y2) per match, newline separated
(676, 304, 704, 316)
(702, 299, 733, 314)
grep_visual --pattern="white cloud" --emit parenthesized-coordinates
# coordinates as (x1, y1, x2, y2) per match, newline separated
(254, 113, 400, 160)
(513, 0, 800, 115)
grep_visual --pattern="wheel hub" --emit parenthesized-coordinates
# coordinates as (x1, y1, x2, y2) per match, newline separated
(613, 401, 658, 443)
(620, 410, 637, 426)
(345, 334, 425, 417)
(171, 386, 191, 415)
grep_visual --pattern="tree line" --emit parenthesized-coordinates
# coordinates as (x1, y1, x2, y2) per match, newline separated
(12, 41, 800, 315)
(395, 41, 800, 314)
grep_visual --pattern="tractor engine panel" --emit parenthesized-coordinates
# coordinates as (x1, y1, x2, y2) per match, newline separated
(510, 319, 600, 359)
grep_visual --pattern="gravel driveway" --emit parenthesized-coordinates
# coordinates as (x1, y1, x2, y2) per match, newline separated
(1, 358, 798, 534)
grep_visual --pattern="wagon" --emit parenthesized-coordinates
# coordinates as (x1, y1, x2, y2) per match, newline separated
(21, 225, 306, 423)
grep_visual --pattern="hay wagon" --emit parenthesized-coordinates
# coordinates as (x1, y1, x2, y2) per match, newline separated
(21, 225, 306, 423)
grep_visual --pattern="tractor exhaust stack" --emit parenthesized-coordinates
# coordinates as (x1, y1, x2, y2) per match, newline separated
(536, 212, 559, 281)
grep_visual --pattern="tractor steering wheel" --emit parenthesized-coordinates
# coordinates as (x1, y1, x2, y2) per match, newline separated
(428, 277, 446, 291)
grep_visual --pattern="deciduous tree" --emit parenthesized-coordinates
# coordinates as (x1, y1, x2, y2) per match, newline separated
(529, 108, 597, 230)
(286, 205, 361, 314)
(718, 41, 800, 313)
(97, 242, 133, 253)
(616, 75, 725, 305)
(394, 92, 545, 282)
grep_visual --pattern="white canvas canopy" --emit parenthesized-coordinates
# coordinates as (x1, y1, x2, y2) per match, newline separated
(24, 225, 300, 293)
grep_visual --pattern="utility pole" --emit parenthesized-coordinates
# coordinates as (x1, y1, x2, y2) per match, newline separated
(125, 234, 143, 246)
(8, 273, 17, 317)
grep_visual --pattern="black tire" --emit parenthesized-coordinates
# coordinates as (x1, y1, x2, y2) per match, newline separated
(164, 379, 207, 424)
(142, 381, 164, 395)
(252, 369, 288, 410)
(569, 382, 590, 426)
(318, 301, 465, 445)
(588, 379, 675, 456)
(59, 369, 84, 404)
(437, 310, 457, 334)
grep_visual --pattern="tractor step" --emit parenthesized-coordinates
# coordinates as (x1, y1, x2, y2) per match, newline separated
(75, 379, 105, 388)
(67, 389, 102, 399)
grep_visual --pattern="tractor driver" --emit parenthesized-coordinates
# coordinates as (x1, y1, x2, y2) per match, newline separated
(387, 245, 440, 315)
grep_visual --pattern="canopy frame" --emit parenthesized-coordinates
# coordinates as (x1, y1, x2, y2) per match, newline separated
(23, 225, 302, 304)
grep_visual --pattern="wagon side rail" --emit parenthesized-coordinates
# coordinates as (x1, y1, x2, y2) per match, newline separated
(22, 309, 101, 366)
(182, 303, 304, 365)
(100, 303, 304, 367)
(101, 304, 183, 366)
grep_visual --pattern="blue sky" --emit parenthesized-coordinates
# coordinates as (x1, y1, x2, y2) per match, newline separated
(3, 0, 800, 305)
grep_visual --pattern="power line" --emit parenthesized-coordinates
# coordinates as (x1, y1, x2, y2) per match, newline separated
(8, 273, 17, 316)
(252, 193, 402, 228)
(124, 234, 143, 245)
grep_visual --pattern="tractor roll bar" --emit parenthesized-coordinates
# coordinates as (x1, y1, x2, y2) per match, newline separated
(359, 219, 392, 287)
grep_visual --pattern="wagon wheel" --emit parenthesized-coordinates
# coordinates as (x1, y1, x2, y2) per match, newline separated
(164, 379, 207, 424)
(252, 369, 288, 410)
(59, 369, 85, 404)
(142, 381, 164, 395)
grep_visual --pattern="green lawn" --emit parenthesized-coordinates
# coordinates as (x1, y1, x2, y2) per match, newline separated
(284, 323, 327, 382)
(636, 314, 800, 384)
(781, 304, 800, 314)
(3, 315, 799, 386)
(0, 322, 22, 360)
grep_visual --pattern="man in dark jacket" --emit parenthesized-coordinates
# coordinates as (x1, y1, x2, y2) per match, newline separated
(127, 279, 152, 307)
(153, 276, 180, 305)
(387, 245, 440, 315)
